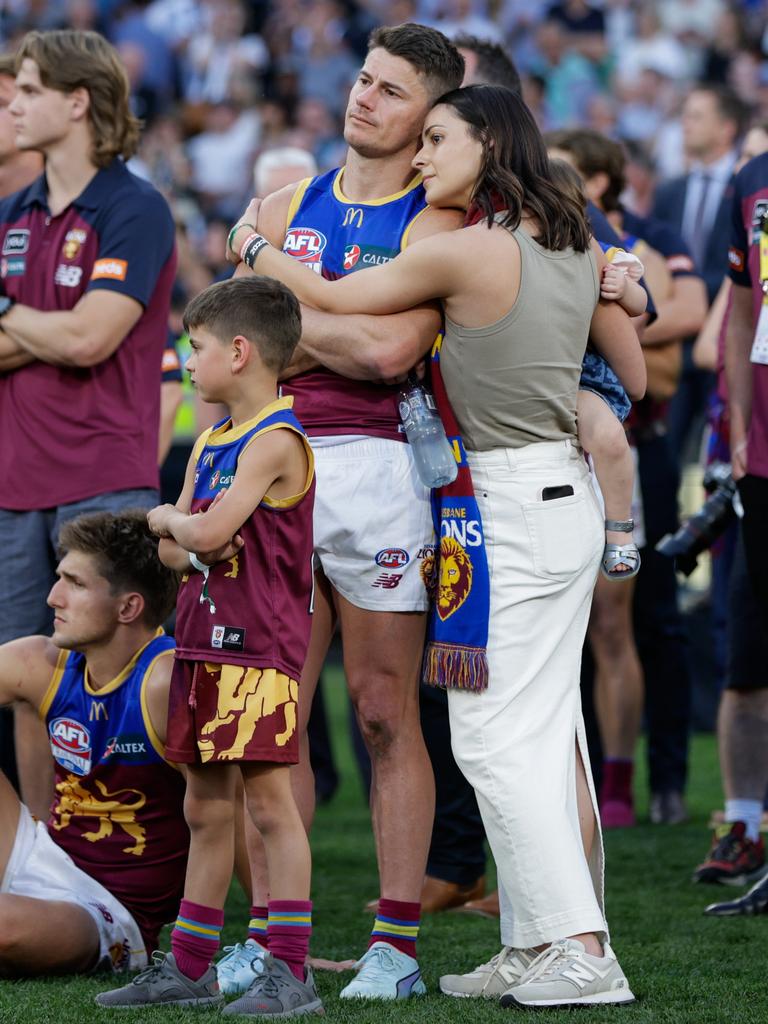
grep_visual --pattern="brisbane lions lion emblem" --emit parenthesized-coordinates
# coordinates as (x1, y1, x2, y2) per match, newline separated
(436, 536, 473, 621)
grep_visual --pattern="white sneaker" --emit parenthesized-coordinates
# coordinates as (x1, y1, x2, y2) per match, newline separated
(339, 942, 426, 1000)
(439, 946, 537, 998)
(500, 939, 635, 1008)
(215, 939, 267, 996)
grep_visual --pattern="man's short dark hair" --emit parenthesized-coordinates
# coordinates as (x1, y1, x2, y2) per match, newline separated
(690, 83, 749, 138)
(183, 276, 302, 375)
(545, 128, 625, 213)
(368, 23, 464, 102)
(58, 511, 178, 628)
(453, 33, 522, 96)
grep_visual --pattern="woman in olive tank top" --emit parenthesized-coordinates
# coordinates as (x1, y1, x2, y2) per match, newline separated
(231, 85, 644, 1008)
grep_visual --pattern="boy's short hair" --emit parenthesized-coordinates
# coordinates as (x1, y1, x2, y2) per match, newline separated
(0, 54, 15, 78)
(15, 29, 140, 167)
(58, 510, 178, 628)
(368, 23, 464, 103)
(545, 128, 625, 213)
(183, 276, 302, 375)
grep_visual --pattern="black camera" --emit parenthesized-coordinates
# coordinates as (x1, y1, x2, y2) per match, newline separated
(655, 463, 737, 576)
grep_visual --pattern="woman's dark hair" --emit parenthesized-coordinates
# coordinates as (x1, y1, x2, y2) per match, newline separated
(437, 85, 590, 252)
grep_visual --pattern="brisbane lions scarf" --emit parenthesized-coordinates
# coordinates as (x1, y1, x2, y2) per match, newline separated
(422, 332, 490, 691)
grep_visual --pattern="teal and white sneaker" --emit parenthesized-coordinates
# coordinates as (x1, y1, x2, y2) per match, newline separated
(216, 940, 268, 996)
(340, 942, 426, 1000)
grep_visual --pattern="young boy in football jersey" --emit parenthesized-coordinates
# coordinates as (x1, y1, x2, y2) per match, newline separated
(97, 276, 319, 1017)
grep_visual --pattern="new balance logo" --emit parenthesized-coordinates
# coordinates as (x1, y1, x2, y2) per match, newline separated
(562, 960, 606, 987)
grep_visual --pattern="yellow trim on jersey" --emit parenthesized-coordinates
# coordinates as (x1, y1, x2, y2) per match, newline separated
(333, 167, 423, 207)
(400, 204, 433, 250)
(38, 648, 69, 721)
(285, 177, 313, 231)
(192, 426, 214, 462)
(83, 628, 164, 697)
(202, 397, 295, 448)
(238, 424, 315, 509)
(139, 648, 175, 759)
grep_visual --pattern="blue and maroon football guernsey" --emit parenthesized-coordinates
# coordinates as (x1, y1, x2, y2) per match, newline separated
(41, 631, 188, 953)
(280, 168, 428, 441)
(174, 397, 316, 681)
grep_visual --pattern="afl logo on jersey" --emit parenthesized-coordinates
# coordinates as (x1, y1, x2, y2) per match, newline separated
(375, 548, 410, 569)
(50, 716, 92, 775)
(284, 227, 327, 269)
(344, 244, 361, 270)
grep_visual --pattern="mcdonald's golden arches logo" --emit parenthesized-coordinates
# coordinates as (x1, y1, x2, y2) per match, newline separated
(89, 701, 108, 722)
(342, 207, 364, 228)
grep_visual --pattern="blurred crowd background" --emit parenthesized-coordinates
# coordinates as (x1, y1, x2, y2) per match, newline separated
(1, 0, 766, 347)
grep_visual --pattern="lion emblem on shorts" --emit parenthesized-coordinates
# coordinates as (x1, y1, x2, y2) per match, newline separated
(437, 536, 473, 621)
(199, 666, 297, 762)
(52, 775, 147, 856)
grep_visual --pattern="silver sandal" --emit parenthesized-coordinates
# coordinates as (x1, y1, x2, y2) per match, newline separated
(601, 518, 641, 580)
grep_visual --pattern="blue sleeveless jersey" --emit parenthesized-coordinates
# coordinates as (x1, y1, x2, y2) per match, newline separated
(281, 167, 429, 439)
(42, 631, 188, 953)
(176, 397, 315, 677)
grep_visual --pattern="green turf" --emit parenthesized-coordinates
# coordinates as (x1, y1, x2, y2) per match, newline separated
(1, 668, 764, 1023)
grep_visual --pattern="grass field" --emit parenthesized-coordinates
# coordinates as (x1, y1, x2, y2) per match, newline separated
(1, 667, 766, 1024)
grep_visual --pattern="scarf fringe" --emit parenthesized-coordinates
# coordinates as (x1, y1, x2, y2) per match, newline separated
(422, 641, 489, 691)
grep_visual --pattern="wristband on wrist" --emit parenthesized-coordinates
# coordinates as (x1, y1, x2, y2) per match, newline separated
(239, 232, 260, 261)
(189, 553, 208, 572)
(227, 222, 256, 258)
(242, 234, 270, 269)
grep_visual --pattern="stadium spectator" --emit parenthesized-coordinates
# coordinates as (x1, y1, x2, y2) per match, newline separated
(652, 84, 745, 461)
(0, 511, 186, 977)
(701, 146, 768, 916)
(547, 128, 707, 825)
(0, 51, 47, 819)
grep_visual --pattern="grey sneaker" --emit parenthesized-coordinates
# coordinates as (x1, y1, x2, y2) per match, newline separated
(500, 939, 635, 1008)
(223, 954, 324, 1017)
(439, 946, 537, 998)
(94, 951, 224, 1009)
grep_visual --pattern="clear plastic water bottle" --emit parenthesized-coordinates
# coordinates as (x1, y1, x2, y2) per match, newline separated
(398, 376, 458, 488)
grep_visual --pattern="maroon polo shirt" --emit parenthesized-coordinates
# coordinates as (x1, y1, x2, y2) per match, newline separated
(0, 159, 176, 510)
(728, 152, 768, 479)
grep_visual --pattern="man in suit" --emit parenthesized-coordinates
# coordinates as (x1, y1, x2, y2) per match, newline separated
(652, 83, 746, 462)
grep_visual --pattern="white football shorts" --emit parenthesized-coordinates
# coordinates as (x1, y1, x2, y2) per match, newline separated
(1, 803, 147, 972)
(310, 436, 435, 612)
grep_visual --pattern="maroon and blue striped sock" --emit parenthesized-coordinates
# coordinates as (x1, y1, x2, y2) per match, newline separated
(267, 900, 312, 981)
(247, 904, 269, 949)
(370, 899, 420, 959)
(170, 899, 224, 980)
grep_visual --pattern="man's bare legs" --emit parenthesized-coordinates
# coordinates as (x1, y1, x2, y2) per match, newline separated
(0, 770, 100, 975)
(336, 595, 433, 904)
(292, 571, 337, 831)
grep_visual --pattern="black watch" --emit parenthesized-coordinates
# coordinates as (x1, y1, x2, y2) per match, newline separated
(0, 295, 15, 319)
